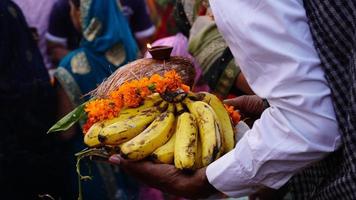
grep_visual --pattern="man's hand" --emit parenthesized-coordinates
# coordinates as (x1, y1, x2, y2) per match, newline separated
(224, 95, 266, 117)
(109, 154, 219, 199)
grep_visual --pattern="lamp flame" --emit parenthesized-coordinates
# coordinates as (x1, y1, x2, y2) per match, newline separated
(147, 43, 152, 49)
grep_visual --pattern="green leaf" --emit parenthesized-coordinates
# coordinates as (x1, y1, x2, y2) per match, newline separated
(47, 103, 86, 134)
(148, 83, 156, 91)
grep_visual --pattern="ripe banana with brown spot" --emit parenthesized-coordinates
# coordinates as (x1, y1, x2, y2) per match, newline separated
(118, 93, 162, 117)
(199, 92, 235, 153)
(184, 99, 222, 166)
(120, 104, 176, 161)
(194, 138, 203, 169)
(84, 122, 104, 147)
(152, 133, 176, 164)
(84, 94, 163, 147)
(98, 101, 168, 145)
(174, 112, 198, 170)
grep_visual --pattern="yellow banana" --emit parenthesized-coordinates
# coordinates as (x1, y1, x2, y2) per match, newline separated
(116, 93, 162, 120)
(174, 112, 198, 170)
(120, 104, 176, 161)
(83, 94, 162, 147)
(194, 138, 203, 169)
(152, 133, 176, 164)
(184, 99, 222, 166)
(98, 101, 168, 145)
(84, 122, 104, 147)
(199, 92, 235, 153)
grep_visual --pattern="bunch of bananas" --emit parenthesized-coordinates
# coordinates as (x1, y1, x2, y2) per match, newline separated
(84, 92, 236, 169)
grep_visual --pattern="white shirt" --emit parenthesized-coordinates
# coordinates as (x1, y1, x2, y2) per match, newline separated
(207, 0, 341, 197)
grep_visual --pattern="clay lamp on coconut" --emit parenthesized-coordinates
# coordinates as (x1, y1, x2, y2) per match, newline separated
(147, 43, 173, 60)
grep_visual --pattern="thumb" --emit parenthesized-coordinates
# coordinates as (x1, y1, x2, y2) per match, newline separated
(108, 154, 156, 176)
(108, 154, 142, 175)
(109, 154, 126, 166)
(223, 97, 244, 108)
(224, 95, 265, 116)
(109, 154, 139, 170)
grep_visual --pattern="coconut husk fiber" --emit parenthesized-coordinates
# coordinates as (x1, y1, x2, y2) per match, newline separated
(91, 56, 196, 98)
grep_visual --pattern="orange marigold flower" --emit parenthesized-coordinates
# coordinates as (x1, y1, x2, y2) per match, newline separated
(181, 84, 190, 92)
(83, 118, 95, 134)
(83, 98, 121, 132)
(83, 70, 189, 133)
(224, 104, 241, 125)
(155, 81, 167, 93)
(149, 74, 163, 84)
(137, 77, 152, 97)
(164, 70, 180, 81)
(110, 89, 121, 99)
(123, 89, 142, 107)
(231, 111, 241, 125)
(139, 86, 152, 98)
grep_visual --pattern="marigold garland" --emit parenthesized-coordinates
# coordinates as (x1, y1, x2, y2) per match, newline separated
(83, 70, 190, 133)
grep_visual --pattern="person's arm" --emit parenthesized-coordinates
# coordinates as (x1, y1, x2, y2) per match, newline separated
(109, 1, 341, 198)
(235, 72, 254, 95)
(56, 84, 76, 140)
(128, 0, 156, 52)
(206, 0, 341, 197)
(46, 1, 74, 66)
(47, 40, 70, 66)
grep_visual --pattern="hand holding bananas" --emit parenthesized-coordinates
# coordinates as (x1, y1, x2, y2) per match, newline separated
(108, 154, 219, 199)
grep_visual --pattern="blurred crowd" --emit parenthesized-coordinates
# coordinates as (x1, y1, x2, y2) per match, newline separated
(0, 0, 253, 199)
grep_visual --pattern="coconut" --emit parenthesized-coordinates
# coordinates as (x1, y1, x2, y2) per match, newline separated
(91, 56, 196, 98)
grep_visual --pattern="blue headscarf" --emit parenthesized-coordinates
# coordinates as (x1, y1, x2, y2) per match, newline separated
(54, 1, 140, 199)
(56, 0, 138, 103)
(80, 0, 138, 59)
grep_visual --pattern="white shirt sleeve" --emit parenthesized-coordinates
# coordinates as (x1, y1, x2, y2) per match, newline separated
(207, 0, 341, 197)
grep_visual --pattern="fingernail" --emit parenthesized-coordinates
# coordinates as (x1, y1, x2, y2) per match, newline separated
(109, 155, 121, 164)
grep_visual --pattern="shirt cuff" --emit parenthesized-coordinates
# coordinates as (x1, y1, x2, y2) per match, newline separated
(206, 137, 260, 197)
(206, 128, 294, 198)
(134, 25, 156, 39)
(45, 32, 67, 46)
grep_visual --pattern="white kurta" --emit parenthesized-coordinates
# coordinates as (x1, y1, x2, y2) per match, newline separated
(207, 0, 341, 197)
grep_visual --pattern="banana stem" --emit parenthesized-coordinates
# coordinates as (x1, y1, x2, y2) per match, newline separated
(75, 148, 111, 159)
(75, 148, 112, 180)
(77, 175, 83, 200)
(160, 90, 188, 103)
(75, 148, 112, 200)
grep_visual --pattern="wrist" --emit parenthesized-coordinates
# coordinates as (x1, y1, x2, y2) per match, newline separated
(197, 167, 219, 198)
(262, 98, 270, 109)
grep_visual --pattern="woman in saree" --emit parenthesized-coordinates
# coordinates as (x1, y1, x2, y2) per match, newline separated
(176, 0, 254, 98)
(55, 0, 138, 103)
(54, 0, 140, 199)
